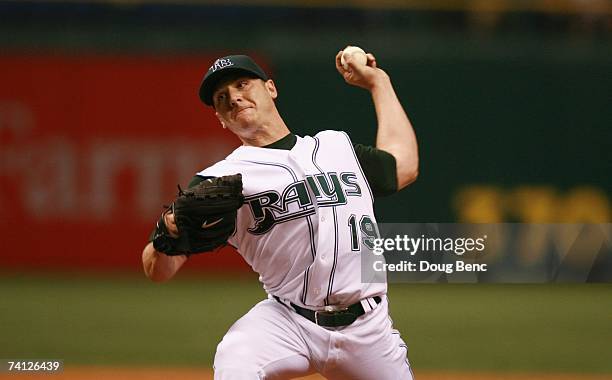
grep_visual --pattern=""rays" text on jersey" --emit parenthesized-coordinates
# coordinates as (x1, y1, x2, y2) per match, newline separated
(245, 172, 362, 234)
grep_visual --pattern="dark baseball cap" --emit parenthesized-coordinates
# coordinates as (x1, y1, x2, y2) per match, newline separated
(199, 55, 269, 106)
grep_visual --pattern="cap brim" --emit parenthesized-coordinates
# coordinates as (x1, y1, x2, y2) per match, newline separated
(199, 68, 264, 106)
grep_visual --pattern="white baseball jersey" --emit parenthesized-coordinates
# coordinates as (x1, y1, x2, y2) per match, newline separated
(198, 130, 387, 308)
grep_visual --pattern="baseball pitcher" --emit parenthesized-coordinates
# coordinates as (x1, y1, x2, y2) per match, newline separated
(142, 49, 419, 379)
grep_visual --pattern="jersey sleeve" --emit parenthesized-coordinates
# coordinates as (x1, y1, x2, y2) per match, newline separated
(353, 144, 398, 197)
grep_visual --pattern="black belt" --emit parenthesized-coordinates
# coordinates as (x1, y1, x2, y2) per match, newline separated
(274, 296, 382, 327)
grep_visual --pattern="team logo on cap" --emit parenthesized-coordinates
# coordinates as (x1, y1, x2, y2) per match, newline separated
(209, 58, 234, 72)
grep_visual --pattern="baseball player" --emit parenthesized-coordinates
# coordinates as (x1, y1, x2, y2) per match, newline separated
(142, 49, 419, 379)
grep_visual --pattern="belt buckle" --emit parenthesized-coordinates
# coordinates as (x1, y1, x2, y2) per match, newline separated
(314, 305, 349, 325)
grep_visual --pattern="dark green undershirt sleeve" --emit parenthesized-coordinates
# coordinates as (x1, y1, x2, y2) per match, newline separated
(353, 144, 398, 197)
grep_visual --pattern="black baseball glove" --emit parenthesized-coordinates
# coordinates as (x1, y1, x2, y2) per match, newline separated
(152, 174, 244, 256)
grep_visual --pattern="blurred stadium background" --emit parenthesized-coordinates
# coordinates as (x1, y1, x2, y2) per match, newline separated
(1, 0, 611, 379)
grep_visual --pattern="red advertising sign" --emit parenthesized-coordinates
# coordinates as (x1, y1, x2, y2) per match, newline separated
(0, 54, 260, 272)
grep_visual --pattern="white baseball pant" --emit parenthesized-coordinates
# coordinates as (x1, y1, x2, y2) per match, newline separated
(214, 295, 414, 380)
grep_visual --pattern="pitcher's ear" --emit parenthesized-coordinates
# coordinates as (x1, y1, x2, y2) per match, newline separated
(265, 79, 278, 99)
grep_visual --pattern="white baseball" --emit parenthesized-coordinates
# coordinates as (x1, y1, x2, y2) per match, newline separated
(341, 46, 367, 70)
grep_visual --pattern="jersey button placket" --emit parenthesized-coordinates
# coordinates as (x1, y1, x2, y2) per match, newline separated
(318, 210, 329, 262)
